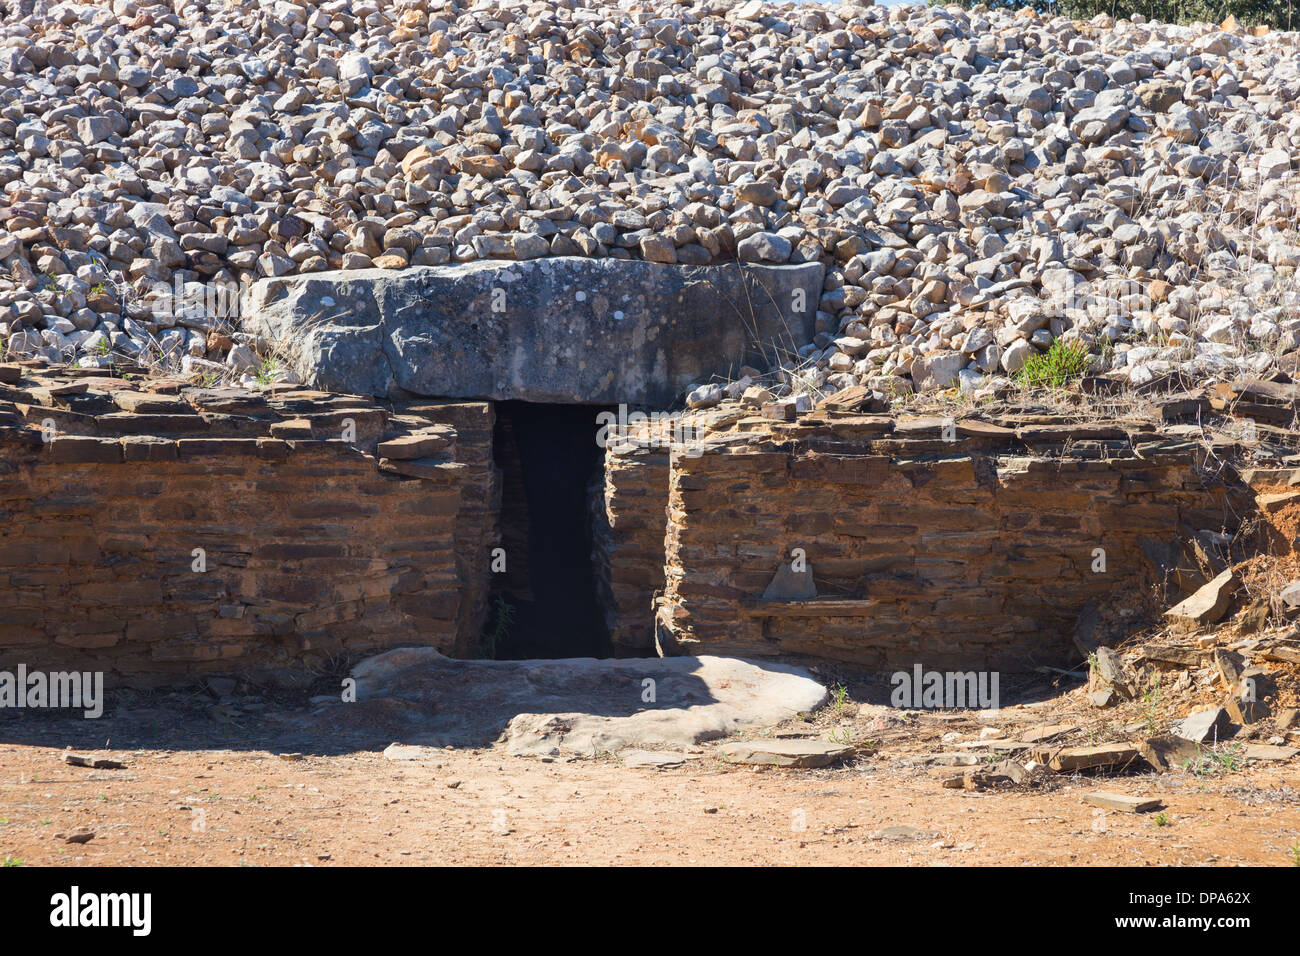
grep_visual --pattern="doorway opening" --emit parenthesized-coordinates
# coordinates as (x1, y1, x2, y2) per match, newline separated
(486, 401, 614, 660)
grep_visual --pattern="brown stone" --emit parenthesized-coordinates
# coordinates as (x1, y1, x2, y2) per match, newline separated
(270, 418, 314, 439)
(0, 385, 492, 683)
(1262, 644, 1300, 664)
(121, 436, 178, 462)
(1214, 648, 1244, 690)
(1139, 735, 1203, 772)
(1139, 645, 1204, 668)
(47, 436, 122, 463)
(113, 391, 189, 414)
(1035, 744, 1140, 772)
(177, 438, 263, 457)
(1258, 490, 1300, 512)
(1239, 743, 1299, 761)
(1225, 696, 1268, 725)
(377, 431, 453, 460)
(256, 438, 292, 459)
(182, 388, 270, 415)
(1020, 723, 1079, 744)
(821, 385, 876, 412)
(64, 753, 126, 770)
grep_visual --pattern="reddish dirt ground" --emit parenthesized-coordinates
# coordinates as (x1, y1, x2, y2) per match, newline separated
(3, 691, 1299, 866)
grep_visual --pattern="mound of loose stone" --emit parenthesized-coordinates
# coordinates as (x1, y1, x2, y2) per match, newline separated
(1, 0, 1298, 398)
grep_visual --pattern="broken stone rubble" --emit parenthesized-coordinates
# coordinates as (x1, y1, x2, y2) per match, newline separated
(1, 1, 1299, 403)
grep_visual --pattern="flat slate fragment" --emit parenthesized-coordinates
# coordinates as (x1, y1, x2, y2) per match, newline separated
(1035, 743, 1140, 772)
(903, 752, 982, 767)
(1140, 645, 1205, 668)
(620, 750, 699, 769)
(376, 431, 452, 459)
(869, 825, 933, 841)
(1082, 792, 1162, 813)
(382, 743, 443, 763)
(64, 753, 126, 770)
(1239, 743, 1298, 761)
(715, 738, 853, 768)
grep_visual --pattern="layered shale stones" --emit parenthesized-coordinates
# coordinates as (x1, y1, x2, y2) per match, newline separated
(0, 362, 499, 684)
(594, 399, 1258, 671)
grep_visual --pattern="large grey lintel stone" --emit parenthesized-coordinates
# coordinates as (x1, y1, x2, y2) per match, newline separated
(245, 257, 824, 404)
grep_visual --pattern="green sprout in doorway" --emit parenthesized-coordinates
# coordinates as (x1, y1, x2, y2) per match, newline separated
(480, 596, 516, 658)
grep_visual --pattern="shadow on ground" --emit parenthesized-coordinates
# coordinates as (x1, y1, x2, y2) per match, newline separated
(0, 650, 829, 758)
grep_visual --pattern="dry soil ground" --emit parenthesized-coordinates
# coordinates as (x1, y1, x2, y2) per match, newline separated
(3, 673, 1299, 867)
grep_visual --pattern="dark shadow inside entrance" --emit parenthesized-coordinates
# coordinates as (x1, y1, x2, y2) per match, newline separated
(488, 401, 613, 660)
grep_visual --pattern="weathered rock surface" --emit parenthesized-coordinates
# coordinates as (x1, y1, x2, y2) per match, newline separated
(1165, 569, 1238, 629)
(715, 738, 854, 768)
(246, 258, 822, 402)
(1173, 706, 1233, 743)
(620, 749, 699, 768)
(1138, 734, 1204, 772)
(341, 647, 829, 757)
(1080, 792, 1162, 813)
(1033, 743, 1141, 772)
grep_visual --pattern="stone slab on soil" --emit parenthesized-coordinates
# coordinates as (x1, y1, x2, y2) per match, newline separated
(247, 258, 823, 403)
(1035, 743, 1141, 772)
(382, 743, 446, 764)
(620, 750, 700, 769)
(1139, 735, 1204, 772)
(1240, 743, 1299, 761)
(869, 825, 935, 842)
(341, 648, 828, 758)
(715, 738, 854, 768)
(903, 752, 983, 767)
(63, 754, 127, 770)
(1082, 792, 1162, 813)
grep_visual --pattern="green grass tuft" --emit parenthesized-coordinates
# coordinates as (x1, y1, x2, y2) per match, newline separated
(1014, 341, 1092, 389)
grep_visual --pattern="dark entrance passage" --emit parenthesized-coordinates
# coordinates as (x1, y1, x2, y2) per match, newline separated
(487, 401, 613, 660)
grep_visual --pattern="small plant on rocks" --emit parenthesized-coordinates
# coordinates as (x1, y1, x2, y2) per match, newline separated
(1014, 341, 1093, 390)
